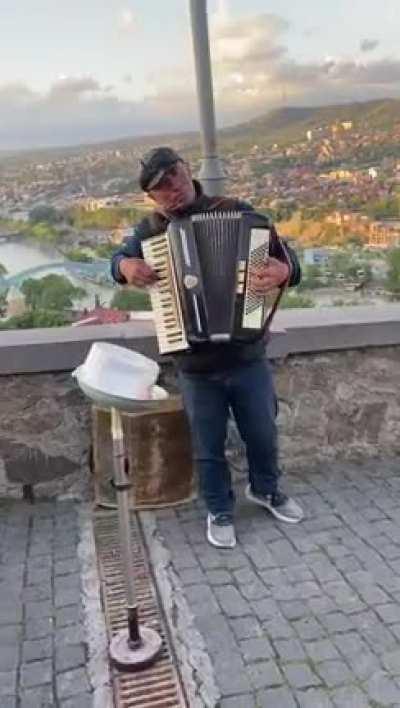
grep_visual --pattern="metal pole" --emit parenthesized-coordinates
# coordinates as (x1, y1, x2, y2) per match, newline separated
(109, 406, 162, 669)
(189, 0, 226, 196)
(111, 407, 140, 646)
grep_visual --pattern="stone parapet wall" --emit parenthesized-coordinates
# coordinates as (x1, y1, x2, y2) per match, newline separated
(0, 345, 399, 499)
(0, 373, 91, 498)
(275, 347, 399, 466)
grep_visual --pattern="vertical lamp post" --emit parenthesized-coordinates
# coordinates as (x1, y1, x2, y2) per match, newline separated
(189, 0, 226, 196)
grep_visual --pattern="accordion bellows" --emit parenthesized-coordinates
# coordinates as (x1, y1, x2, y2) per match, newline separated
(142, 211, 286, 354)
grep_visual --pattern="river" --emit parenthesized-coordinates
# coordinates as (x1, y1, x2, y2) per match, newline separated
(0, 237, 115, 308)
(0, 237, 389, 311)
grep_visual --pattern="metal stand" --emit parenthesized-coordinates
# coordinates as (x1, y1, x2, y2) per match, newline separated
(108, 407, 162, 671)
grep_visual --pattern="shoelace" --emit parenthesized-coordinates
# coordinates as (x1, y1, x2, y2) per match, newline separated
(213, 514, 233, 526)
(271, 491, 289, 507)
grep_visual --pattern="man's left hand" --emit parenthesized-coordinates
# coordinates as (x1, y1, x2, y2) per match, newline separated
(250, 258, 289, 295)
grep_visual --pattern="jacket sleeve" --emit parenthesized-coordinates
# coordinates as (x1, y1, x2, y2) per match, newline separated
(110, 227, 144, 284)
(283, 242, 302, 287)
(269, 224, 302, 287)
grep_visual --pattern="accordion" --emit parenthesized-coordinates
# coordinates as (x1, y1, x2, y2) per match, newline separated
(142, 211, 288, 354)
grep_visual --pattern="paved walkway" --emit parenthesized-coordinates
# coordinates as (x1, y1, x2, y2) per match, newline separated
(146, 458, 400, 707)
(3, 458, 400, 708)
(0, 500, 94, 708)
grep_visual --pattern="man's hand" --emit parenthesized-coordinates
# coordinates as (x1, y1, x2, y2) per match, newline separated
(119, 257, 159, 288)
(250, 258, 289, 296)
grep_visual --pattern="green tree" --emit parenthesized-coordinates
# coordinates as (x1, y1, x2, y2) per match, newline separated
(0, 262, 7, 276)
(347, 233, 363, 247)
(385, 248, 400, 298)
(20, 279, 42, 309)
(25, 221, 59, 244)
(300, 264, 322, 290)
(111, 288, 151, 311)
(95, 242, 115, 259)
(64, 248, 94, 263)
(21, 275, 86, 311)
(0, 289, 7, 314)
(280, 292, 315, 308)
(367, 197, 400, 220)
(29, 205, 61, 224)
(0, 309, 68, 330)
(68, 206, 145, 231)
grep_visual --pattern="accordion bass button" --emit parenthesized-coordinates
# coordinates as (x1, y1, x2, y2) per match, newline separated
(183, 274, 199, 289)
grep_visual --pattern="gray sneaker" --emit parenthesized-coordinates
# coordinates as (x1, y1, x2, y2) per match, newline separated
(245, 485, 303, 524)
(207, 513, 236, 548)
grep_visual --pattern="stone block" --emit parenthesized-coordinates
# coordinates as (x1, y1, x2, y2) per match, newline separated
(256, 686, 297, 707)
(56, 645, 86, 673)
(283, 663, 322, 690)
(56, 668, 90, 700)
(21, 660, 52, 689)
(22, 638, 52, 663)
(214, 586, 250, 618)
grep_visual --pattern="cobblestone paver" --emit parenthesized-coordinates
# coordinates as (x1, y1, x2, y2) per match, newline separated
(0, 500, 93, 707)
(153, 458, 400, 707)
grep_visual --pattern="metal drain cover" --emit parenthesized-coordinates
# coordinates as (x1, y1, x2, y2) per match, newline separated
(93, 510, 187, 707)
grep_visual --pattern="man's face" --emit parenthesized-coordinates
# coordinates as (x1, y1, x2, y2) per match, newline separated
(148, 161, 196, 212)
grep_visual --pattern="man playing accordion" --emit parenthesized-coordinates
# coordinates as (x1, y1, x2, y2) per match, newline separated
(111, 146, 304, 548)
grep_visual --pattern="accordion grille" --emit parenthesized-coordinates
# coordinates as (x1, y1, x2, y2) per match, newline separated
(192, 213, 241, 336)
(246, 242, 268, 314)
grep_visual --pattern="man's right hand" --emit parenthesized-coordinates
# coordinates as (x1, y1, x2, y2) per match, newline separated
(118, 258, 159, 288)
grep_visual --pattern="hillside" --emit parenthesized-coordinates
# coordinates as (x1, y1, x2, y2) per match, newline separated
(2, 98, 400, 166)
(219, 99, 400, 149)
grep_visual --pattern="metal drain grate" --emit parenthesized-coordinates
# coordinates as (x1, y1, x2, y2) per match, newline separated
(94, 511, 187, 708)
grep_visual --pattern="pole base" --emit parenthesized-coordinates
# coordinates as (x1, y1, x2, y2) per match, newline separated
(109, 626, 162, 671)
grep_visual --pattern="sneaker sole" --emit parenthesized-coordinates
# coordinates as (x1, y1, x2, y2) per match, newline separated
(206, 520, 237, 548)
(245, 487, 303, 524)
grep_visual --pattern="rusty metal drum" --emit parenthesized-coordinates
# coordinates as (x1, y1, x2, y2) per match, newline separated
(92, 395, 196, 509)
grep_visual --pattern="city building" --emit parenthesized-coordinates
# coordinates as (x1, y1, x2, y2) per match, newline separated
(303, 248, 330, 265)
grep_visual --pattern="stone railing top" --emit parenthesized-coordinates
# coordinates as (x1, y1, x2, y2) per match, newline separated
(0, 304, 399, 375)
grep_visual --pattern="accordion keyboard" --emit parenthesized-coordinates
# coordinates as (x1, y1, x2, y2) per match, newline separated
(142, 234, 189, 354)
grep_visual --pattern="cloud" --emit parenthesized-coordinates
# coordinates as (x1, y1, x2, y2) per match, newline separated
(360, 38, 379, 53)
(117, 8, 136, 33)
(303, 26, 319, 38)
(206, 13, 400, 122)
(0, 76, 196, 150)
(212, 13, 288, 70)
(1, 11, 400, 149)
(0, 82, 37, 106)
(47, 76, 103, 103)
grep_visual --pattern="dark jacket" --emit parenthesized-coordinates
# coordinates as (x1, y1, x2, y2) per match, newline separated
(111, 182, 301, 373)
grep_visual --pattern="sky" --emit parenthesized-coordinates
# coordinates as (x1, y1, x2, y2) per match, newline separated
(1, 0, 400, 150)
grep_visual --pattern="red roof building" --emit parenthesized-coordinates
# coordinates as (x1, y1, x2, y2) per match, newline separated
(72, 306, 130, 327)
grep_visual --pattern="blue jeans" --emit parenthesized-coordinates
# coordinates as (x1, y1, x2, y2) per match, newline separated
(178, 359, 281, 516)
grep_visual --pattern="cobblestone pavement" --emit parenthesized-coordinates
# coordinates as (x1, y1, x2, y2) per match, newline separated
(151, 458, 400, 707)
(0, 500, 93, 708)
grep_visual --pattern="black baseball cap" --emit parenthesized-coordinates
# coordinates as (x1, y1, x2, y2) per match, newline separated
(139, 146, 183, 191)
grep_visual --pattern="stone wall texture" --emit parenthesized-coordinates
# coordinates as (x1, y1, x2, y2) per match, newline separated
(225, 346, 400, 481)
(0, 373, 91, 499)
(0, 346, 399, 499)
(276, 346, 399, 466)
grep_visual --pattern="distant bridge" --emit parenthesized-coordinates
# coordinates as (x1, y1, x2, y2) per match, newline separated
(0, 260, 112, 290)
